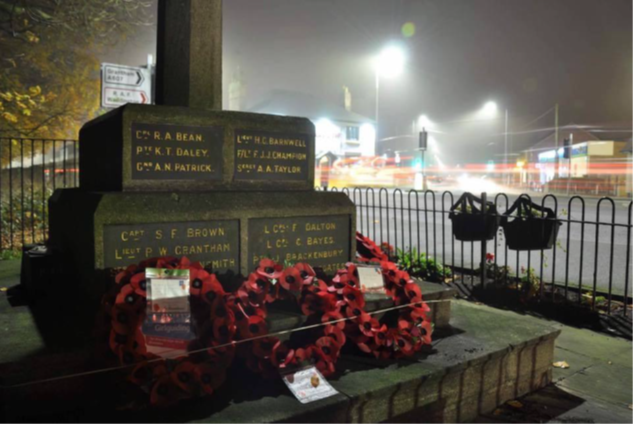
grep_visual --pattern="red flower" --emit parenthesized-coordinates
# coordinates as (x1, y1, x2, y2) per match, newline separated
(324, 324, 346, 347)
(213, 315, 236, 343)
(207, 341, 236, 367)
(356, 232, 389, 262)
(256, 259, 283, 280)
(486, 252, 495, 263)
(344, 302, 365, 319)
(380, 261, 399, 280)
(315, 336, 340, 363)
(189, 268, 211, 297)
(210, 297, 233, 321)
(316, 358, 336, 377)
(171, 361, 198, 394)
(129, 360, 158, 386)
(402, 282, 422, 305)
(195, 362, 226, 395)
(271, 341, 295, 368)
(111, 303, 144, 335)
(155, 256, 178, 269)
(200, 273, 225, 305)
(115, 264, 138, 285)
(410, 305, 430, 323)
(115, 284, 145, 313)
(301, 290, 337, 316)
(129, 272, 148, 296)
(413, 319, 433, 345)
(110, 328, 146, 363)
(321, 310, 345, 330)
(331, 272, 352, 293)
(245, 272, 279, 304)
(294, 263, 316, 285)
(150, 374, 184, 407)
(394, 333, 414, 356)
(357, 312, 379, 337)
(252, 337, 276, 359)
(294, 346, 313, 363)
(345, 263, 360, 287)
(342, 285, 365, 309)
(374, 324, 391, 347)
(279, 267, 303, 291)
(237, 282, 266, 309)
(393, 270, 412, 287)
(241, 315, 267, 339)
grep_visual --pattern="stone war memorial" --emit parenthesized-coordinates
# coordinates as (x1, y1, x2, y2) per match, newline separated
(1, 0, 563, 422)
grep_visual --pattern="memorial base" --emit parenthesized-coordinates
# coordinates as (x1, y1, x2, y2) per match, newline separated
(48, 189, 355, 300)
(1, 278, 560, 423)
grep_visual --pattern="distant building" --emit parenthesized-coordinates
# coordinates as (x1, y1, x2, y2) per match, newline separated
(622, 140, 632, 197)
(523, 124, 630, 196)
(248, 89, 376, 159)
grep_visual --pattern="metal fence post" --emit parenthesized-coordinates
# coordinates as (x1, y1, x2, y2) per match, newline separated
(481, 192, 487, 288)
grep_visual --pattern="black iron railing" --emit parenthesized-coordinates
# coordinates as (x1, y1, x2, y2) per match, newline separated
(0, 137, 78, 252)
(322, 187, 632, 317)
(1, 138, 631, 316)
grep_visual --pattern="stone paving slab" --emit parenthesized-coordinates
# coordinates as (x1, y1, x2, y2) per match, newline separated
(552, 386, 633, 424)
(557, 362, 632, 408)
(553, 322, 632, 366)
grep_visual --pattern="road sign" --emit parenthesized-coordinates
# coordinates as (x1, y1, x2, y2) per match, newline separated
(101, 63, 152, 108)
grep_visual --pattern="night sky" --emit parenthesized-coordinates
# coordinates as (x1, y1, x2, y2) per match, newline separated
(102, 0, 632, 161)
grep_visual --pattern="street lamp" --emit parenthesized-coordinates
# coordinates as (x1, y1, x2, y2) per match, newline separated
(479, 101, 510, 186)
(374, 45, 406, 134)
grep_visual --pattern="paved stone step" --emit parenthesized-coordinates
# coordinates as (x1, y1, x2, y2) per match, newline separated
(1, 300, 560, 423)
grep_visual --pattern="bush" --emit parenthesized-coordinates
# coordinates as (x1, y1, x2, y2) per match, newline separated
(0, 188, 51, 251)
(396, 248, 451, 283)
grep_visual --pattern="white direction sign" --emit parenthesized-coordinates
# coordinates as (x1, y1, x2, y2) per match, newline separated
(101, 63, 152, 108)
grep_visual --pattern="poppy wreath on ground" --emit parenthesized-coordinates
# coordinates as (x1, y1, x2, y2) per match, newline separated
(104, 253, 432, 407)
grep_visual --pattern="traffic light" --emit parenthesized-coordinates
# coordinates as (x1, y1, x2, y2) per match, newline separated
(419, 129, 427, 150)
(563, 138, 571, 159)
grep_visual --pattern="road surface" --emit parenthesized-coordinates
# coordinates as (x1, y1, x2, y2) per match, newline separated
(341, 188, 632, 297)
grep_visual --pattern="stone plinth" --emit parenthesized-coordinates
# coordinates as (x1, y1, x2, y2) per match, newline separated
(79, 104, 315, 192)
(0, 298, 561, 423)
(49, 189, 354, 297)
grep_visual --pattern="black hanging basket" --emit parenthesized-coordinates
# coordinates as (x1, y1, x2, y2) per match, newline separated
(501, 197, 562, 251)
(449, 193, 500, 242)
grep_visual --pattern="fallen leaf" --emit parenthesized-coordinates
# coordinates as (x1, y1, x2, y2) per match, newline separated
(553, 361, 570, 369)
(607, 361, 612, 365)
(493, 408, 502, 416)
(0, 287, 7, 292)
(507, 400, 523, 409)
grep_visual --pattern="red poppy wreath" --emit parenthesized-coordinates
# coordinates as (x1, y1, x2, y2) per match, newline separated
(103, 249, 432, 407)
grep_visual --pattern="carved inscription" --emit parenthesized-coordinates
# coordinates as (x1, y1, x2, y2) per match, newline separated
(248, 215, 351, 273)
(234, 130, 310, 181)
(104, 220, 239, 271)
(131, 123, 223, 180)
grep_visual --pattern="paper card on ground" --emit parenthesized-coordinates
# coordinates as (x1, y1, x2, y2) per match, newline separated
(281, 366, 338, 404)
(142, 268, 195, 356)
(357, 265, 384, 290)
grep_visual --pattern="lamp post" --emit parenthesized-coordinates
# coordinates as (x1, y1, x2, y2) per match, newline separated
(374, 45, 405, 138)
(480, 101, 510, 186)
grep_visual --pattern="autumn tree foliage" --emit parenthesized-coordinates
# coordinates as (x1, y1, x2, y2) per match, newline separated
(0, 0, 153, 164)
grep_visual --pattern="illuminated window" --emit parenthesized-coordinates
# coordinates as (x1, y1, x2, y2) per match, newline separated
(346, 126, 359, 140)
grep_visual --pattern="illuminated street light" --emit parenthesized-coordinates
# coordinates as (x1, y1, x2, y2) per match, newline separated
(480, 101, 499, 118)
(375, 46, 406, 78)
(417, 114, 435, 131)
(478, 100, 510, 185)
(374, 45, 406, 135)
